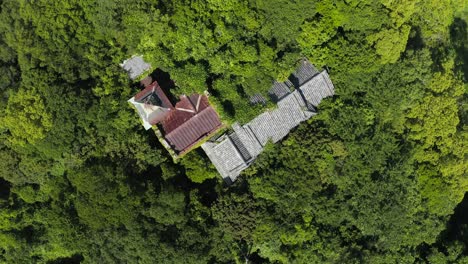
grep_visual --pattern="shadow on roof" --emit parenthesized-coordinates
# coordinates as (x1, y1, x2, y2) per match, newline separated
(150, 68, 178, 105)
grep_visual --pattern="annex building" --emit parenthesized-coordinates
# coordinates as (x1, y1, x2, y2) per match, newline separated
(201, 60, 335, 183)
(123, 56, 222, 155)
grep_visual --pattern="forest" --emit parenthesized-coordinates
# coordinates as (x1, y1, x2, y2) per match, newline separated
(0, 0, 467, 263)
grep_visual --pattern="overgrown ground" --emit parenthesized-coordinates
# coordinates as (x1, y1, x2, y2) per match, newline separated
(0, 0, 467, 263)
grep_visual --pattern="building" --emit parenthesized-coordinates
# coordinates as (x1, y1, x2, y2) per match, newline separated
(162, 94, 222, 153)
(128, 80, 173, 130)
(202, 60, 335, 183)
(128, 77, 222, 155)
(121, 56, 151, 80)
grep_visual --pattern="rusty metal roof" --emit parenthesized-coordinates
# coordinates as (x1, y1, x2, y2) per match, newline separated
(134, 81, 173, 110)
(162, 107, 194, 134)
(156, 94, 222, 152)
(164, 107, 221, 152)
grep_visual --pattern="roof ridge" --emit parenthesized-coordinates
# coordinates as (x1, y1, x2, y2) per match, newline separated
(164, 106, 212, 137)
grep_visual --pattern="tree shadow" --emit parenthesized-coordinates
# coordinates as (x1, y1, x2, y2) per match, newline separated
(289, 74, 300, 89)
(47, 254, 84, 264)
(450, 18, 468, 82)
(193, 178, 219, 207)
(126, 164, 164, 195)
(150, 68, 178, 103)
(222, 100, 236, 117)
(406, 26, 425, 51)
(0, 178, 11, 200)
(206, 74, 222, 96)
(444, 192, 468, 241)
(430, 18, 468, 74)
(417, 192, 468, 259)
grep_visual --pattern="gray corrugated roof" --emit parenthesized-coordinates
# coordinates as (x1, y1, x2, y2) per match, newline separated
(290, 59, 320, 86)
(250, 94, 267, 105)
(299, 71, 335, 107)
(229, 133, 252, 161)
(268, 81, 291, 102)
(202, 61, 335, 183)
(245, 90, 308, 145)
(201, 139, 248, 182)
(232, 123, 263, 158)
(121, 56, 151, 80)
(248, 112, 275, 146)
(266, 95, 302, 142)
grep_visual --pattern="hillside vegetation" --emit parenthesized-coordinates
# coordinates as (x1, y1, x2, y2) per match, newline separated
(0, 0, 467, 263)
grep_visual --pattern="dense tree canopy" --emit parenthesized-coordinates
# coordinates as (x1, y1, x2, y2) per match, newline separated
(0, 0, 466, 263)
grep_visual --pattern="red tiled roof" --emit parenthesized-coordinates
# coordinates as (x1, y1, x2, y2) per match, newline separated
(175, 96, 196, 112)
(134, 81, 173, 109)
(134, 84, 154, 102)
(162, 94, 214, 134)
(154, 84, 174, 109)
(193, 94, 210, 111)
(164, 107, 222, 152)
(161, 107, 194, 133)
(188, 94, 200, 110)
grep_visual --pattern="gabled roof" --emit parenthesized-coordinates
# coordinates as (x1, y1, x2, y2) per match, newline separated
(174, 96, 197, 113)
(202, 138, 248, 181)
(250, 94, 267, 105)
(299, 71, 334, 107)
(269, 81, 292, 102)
(165, 106, 222, 152)
(290, 59, 320, 86)
(134, 81, 173, 109)
(162, 95, 210, 133)
(128, 81, 174, 130)
(160, 94, 222, 152)
(162, 106, 194, 133)
(231, 123, 263, 158)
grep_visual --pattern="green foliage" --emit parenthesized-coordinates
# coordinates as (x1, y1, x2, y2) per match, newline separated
(0, 0, 466, 263)
(368, 25, 411, 63)
(67, 165, 136, 229)
(143, 186, 186, 226)
(1, 87, 53, 146)
(181, 151, 218, 183)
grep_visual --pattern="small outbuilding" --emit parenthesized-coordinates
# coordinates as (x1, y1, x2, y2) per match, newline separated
(121, 56, 151, 80)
